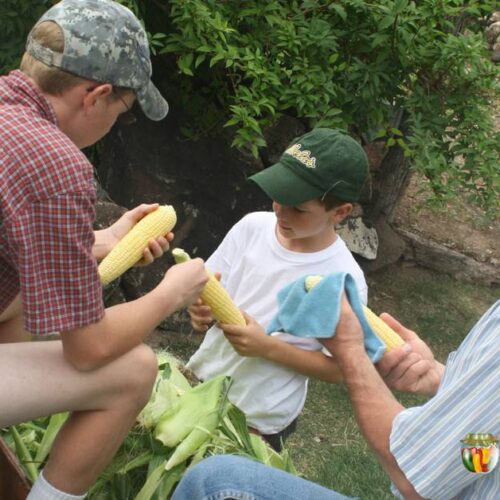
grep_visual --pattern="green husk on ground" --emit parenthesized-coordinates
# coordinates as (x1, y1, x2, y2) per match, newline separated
(1, 351, 297, 499)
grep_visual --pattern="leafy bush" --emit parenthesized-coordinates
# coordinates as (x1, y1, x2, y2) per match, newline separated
(156, 0, 499, 213)
(0, 0, 55, 72)
(2, 0, 498, 214)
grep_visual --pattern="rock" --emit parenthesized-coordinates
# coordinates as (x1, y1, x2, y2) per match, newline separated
(360, 219, 406, 273)
(98, 108, 270, 262)
(396, 228, 500, 286)
(93, 200, 127, 230)
(486, 21, 500, 45)
(337, 217, 378, 260)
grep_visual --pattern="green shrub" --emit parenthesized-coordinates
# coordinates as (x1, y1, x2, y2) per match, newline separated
(156, 0, 499, 214)
(2, 0, 498, 214)
(0, 0, 55, 72)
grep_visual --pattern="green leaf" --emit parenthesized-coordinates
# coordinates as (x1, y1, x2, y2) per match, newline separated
(178, 53, 194, 76)
(209, 53, 225, 67)
(379, 16, 395, 30)
(195, 54, 206, 68)
(329, 4, 347, 21)
(34, 412, 69, 465)
(134, 459, 168, 500)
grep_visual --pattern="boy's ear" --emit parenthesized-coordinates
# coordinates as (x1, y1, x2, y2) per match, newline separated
(82, 83, 113, 111)
(330, 203, 353, 224)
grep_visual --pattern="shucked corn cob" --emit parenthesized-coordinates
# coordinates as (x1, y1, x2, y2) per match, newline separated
(98, 205, 177, 285)
(304, 275, 404, 351)
(172, 248, 245, 326)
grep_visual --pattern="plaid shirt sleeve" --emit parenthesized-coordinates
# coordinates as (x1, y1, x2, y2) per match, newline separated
(9, 191, 105, 334)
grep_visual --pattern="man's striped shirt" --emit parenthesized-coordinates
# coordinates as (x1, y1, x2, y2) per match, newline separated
(390, 301, 500, 499)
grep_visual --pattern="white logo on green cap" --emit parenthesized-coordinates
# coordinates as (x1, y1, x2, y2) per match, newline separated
(285, 143, 317, 169)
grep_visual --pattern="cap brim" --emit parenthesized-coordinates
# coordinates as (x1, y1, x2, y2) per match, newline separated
(136, 80, 169, 121)
(249, 162, 323, 206)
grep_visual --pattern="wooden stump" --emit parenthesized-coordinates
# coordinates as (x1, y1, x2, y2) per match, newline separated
(0, 437, 31, 500)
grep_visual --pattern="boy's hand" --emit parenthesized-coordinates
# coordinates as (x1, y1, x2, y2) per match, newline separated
(188, 300, 213, 332)
(375, 313, 444, 396)
(107, 203, 172, 265)
(220, 312, 270, 357)
(187, 272, 220, 332)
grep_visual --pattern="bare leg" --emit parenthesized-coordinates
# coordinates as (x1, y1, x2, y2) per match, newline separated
(0, 340, 158, 494)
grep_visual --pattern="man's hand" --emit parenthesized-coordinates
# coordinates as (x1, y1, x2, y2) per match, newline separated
(96, 203, 172, 264)
(376, 313, 444, 396)
(220, 313, 271, 357)
(161, 258, 208, 310)
(320, 294, 365, 359)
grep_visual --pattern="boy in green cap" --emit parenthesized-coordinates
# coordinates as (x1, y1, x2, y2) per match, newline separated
(186, 128, 369, 450)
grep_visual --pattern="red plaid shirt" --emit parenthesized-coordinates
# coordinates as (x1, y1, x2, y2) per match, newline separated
(0, 71, 105, 334)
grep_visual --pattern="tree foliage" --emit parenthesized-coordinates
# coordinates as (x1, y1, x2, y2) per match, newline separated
(1, 0, 498, 214)
(0, 0, 55, 72)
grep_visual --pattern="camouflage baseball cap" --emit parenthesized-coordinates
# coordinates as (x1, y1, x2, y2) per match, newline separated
(26, 0, 168, 121)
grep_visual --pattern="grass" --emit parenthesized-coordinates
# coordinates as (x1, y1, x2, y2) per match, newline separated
(279, 263, 498, 499)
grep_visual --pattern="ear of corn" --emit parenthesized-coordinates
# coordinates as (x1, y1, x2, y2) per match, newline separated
(304, 274, 405, 351)
(361, 306, 405, 351)
(98, 205, 177, 285)
(172, 248, 245, 326)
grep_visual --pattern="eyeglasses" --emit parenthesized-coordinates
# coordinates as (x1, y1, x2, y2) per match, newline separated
(113, 89, 137, 125)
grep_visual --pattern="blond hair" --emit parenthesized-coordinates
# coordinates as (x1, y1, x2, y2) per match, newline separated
(20, 21, 88, 95)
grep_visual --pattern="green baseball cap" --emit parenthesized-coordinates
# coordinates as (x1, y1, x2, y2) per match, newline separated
(249, 128, 369, 205)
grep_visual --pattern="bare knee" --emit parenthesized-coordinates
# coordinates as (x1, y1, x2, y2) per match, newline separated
(117, 344, 158, 410)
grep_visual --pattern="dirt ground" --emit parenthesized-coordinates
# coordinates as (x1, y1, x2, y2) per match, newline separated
(393, 173, 499, 266)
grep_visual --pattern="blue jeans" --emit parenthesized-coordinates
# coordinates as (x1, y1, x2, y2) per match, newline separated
(172, 455, 352, 500)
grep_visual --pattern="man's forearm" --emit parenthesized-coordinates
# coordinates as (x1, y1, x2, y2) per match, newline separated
(62, 285, 181, 370)
(337, 348, 423, 499)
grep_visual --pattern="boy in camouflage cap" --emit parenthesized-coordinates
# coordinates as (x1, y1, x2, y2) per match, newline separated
(25, 0, 169, 121)
(0, 1, 208, 498)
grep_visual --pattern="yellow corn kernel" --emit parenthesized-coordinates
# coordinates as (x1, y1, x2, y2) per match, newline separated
(98, 205, 177, 285)
(362, 306, 405, 351)
(172, 248, 245, 326)
(305, 275, 405, 351)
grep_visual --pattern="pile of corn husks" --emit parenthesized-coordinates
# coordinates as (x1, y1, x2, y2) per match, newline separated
(1, 351, 297, 499)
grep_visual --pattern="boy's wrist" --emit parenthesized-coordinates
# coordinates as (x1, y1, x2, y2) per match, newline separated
(259, 334, 281, 361)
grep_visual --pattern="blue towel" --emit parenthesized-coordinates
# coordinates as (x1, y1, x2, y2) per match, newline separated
(266, 273, 386, 362)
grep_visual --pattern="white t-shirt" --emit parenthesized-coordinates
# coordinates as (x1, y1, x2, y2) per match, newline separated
(187, 212, 367, 434)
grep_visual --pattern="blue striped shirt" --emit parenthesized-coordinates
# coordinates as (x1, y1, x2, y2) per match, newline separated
(390, 301, 500, 499)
